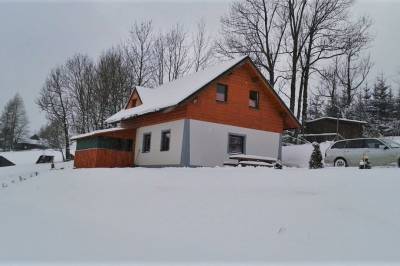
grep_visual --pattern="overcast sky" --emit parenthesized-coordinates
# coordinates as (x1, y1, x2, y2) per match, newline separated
(0, 0, 399, 133)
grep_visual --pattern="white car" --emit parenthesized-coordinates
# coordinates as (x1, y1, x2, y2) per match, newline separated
(325, 138, 400, 167)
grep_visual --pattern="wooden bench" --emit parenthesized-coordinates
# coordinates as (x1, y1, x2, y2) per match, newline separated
(238, 160, 275, 168)
(224, 154, 282, 169)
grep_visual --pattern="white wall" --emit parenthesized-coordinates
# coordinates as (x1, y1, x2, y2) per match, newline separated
(189, 120, 280, 167)
(134, 120, 184, 166)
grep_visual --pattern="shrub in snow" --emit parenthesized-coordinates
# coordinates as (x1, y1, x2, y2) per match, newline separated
(309, 142, 324, 169)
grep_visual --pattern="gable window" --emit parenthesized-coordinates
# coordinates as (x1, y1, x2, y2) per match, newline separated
(130, 98, 137, 107)
(160, 130, 171, 151)
(216, 84, 228, 102)
(249, 90, 259, 109)
(228, 134, 245, 154)
(142, 133, 151, 153)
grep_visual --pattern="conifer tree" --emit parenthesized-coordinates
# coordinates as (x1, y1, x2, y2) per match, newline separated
(309, 142, 324, 169)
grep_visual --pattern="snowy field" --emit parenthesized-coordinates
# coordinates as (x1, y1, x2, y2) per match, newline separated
(1, 163, 400, 265)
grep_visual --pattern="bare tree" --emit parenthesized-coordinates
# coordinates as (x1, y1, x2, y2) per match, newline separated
(38, 120, 66, 161)
(64, 54, 96, 134)
(285, 0, 308, 112)
(316, 59, 342, 115)
(297, 0, 353, 123)
(152, 33, 166, 86)
(217, 0, 288, 86)
(0, 94, 29, 151)
(95, 47, 133, 128)
(336, 16, 373, 106)
(193, 18, 213, 72)
(37, 66, 72, 160)
(165, 24, 191, 81)
(125, 20, 154, 87)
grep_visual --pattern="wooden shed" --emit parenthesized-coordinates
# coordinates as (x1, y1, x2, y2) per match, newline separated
(303, 117, 367, 143)
(71, 128, 136, 168)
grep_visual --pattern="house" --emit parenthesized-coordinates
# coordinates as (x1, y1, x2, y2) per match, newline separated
(72, 56, 300, 168)
(14, 135, 48, 151)
(303, 117, 367, 143)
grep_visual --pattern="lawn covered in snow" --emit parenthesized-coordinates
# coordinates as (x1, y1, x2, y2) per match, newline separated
(1, 165, 400, 264)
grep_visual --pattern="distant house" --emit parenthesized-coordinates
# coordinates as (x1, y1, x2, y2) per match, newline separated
(15, 135, 48, 151)
(72, 56, 300, 168)
(303, 117, 367, 143)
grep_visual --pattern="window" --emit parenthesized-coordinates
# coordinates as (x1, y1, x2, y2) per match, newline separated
(142, 133, 151, 153)
(76, 137, 133, 152)
(249, 91, 259, 109)
(331, 141, 346, 149)
(216, 84, 228, 102)
(228, 134, 245, 154)
(365, 139, 385, 149)
(160, 130, 171, 151)
(347, 139, 365, 149)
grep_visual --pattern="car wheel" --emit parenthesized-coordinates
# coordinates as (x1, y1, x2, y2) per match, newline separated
(398, 159, 400, 168)
(334, 158, 347, 167)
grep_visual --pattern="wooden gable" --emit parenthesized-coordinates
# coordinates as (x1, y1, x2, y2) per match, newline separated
(125, 89, 143, 109)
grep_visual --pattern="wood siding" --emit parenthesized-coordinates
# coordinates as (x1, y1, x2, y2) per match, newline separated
(121, 105, 188, 129)
(305, 119, 365, 139)
(186, 63, 284, 133)
(74, 149, 134, 168)
(126, 90, 143, 109)
(74, 128, 136, 169)
(121, 62, 293, 133)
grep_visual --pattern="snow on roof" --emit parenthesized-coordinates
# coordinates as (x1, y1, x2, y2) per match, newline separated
(105, 56, 248, 123)
(17, 138, 43, 146)
(71, 127, 126, 141)
(306, 117, 367, 124)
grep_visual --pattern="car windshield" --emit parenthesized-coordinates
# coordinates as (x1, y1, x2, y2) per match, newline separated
(381, 139, 400, 148)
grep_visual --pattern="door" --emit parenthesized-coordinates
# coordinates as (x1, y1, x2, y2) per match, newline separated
(364, 139, 393, 166)
(345, 139, 366, 166)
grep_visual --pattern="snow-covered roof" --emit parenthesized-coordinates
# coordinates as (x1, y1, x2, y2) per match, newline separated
(306, 117, 367, 124)
(105, 56, 248, 123)
(71, 127, 127, 141)
(17, 138, 43, 146)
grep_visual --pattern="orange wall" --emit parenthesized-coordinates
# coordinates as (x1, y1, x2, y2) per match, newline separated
(186, 63, 284, 133)
(74, 149, 134, 168)
(121, 104, 188, 128)
(121, 63, 287, 133)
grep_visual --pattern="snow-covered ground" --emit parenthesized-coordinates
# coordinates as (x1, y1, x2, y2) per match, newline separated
(0, 149, 70, 186)
(1, 164, 400, 264)
(282, 142, 332, 168)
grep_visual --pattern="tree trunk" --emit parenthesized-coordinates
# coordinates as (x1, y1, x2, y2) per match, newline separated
(290, 38, 298, 112)
(301, 65, 310, 132)
(63, 119, 71, 161)
(346, 54, 352, 106)
(297, 71, 304, 120)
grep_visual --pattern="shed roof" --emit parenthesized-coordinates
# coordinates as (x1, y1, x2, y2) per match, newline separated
(71, 128, 127, 141)
(306, 117, 367, 125)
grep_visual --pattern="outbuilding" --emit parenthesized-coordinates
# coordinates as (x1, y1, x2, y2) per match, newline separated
(303, 117, 367, 143)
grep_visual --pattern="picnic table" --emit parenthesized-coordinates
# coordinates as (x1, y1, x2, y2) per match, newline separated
(224, 154, 282, 169)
